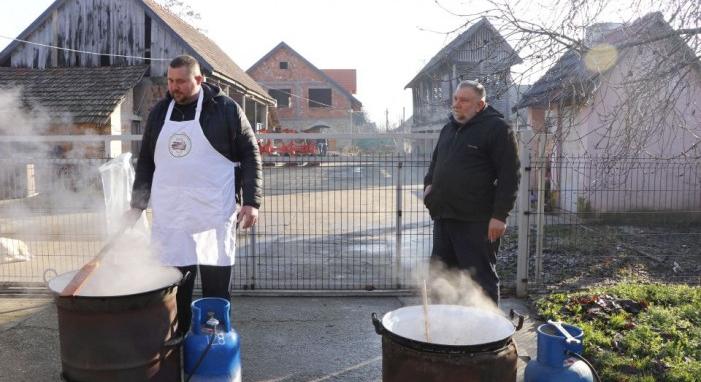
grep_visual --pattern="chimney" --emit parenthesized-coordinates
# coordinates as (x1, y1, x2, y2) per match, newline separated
(584, 22, 622, 47)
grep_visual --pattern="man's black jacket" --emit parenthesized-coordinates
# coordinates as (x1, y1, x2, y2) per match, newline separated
(424, 105, 520, 222)
(131, 82, 262, 210)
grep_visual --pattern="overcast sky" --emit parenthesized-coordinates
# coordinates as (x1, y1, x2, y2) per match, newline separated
(0, 0, 670, 128)
(0, 0, 472, 128)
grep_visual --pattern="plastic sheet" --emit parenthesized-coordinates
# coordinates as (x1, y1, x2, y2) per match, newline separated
(99, 153, 149, 236)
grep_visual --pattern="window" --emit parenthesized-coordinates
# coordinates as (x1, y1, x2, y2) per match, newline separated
(308, 88, 332, 108)
(279, 61, 289, 69)
(269, 89, 291, 108)
(432, 84, 443, 102)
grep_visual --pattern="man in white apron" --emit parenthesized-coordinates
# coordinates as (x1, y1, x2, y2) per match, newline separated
(129, 55, 262, 337)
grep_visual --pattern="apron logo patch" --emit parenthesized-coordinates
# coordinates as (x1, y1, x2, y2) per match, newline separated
(169, 133, 191, 157)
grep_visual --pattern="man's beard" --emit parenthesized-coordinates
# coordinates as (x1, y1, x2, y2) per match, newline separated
(452, 111, 469, 124)
(172, 91, 197, 105)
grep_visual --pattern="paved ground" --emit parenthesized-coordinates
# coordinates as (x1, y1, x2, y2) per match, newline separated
(0, 295, 539, 382)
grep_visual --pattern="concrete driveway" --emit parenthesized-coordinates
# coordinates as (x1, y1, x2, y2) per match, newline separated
(0, 295, 538, 382)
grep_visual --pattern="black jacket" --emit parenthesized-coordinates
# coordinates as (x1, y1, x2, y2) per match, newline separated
(132, 82, 263, 210)
(424, 105, 520, 222)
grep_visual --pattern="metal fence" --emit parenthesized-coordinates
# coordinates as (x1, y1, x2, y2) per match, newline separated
(1, 134, 699, 295)
(524, 155, 701, 292)
(237, 154, 433, 291)
(0, 134, 439, 293)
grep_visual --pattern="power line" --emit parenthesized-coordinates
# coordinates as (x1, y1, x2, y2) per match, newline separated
(0, 35, 171, 61)
(0, 34, 363, 115)
(271, 88, 358, 113)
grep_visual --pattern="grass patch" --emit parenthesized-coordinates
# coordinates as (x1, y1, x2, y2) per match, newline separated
(535, 282, 701, 382)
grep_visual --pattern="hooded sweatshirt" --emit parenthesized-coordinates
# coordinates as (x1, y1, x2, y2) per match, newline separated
(423, 105, 520, 222)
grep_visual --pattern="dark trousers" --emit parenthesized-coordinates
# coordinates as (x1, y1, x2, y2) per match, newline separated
(430, 218, 500, 305)
(176, 264, 232, 335)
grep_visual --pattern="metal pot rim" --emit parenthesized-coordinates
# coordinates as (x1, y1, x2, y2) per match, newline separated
(372, 305, 524, 353)
(48, 269, 184, 299)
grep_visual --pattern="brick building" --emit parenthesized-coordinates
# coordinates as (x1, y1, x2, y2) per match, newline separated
(247, 42, 362, 150)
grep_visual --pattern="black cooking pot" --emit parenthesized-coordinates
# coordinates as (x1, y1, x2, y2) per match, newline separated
(372, 305, 524, 382)
(48, 269, 190, 382)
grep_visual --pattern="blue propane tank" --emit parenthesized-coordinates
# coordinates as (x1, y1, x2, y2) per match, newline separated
(184, 297, 241, 382)
(524, 321, 596, 382)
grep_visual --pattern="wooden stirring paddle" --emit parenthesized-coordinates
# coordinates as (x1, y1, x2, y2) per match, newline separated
(60, 224, 130, 297)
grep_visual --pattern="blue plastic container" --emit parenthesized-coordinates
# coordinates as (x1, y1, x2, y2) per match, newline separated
(183, 298, 241, 382)
(524, 322, 594, 382)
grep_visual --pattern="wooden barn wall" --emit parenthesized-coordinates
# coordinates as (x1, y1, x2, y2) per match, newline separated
(452, 27, 514, 64)
(148, 15, 190, 76)
(410, 25, 518, 123)
(9, 0, 189, 75)
(12, 15, 54, 68)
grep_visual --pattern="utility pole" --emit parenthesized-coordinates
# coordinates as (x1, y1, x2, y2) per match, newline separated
(402, 107, 406, 131)
(402, 107, 407, 154)
(386, 108, 389, 132)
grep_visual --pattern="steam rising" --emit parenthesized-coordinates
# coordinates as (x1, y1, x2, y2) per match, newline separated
(1, 87, 182, 295)
(49, 228, 182, 296)
(380, 264, 510, 346)
(420, 261, 500, 315)
(0, 87, 75, 157)
(0, 87, 50, 136)
(64, 152, 182, 296)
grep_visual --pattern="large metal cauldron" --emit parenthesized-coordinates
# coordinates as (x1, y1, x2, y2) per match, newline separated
(372, 305, 524, 382)
(48, 270, 186, 382)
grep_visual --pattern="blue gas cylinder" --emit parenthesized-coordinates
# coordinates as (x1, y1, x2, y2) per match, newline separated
(184, 298, 241, 382)
(524, 322, 595, 382)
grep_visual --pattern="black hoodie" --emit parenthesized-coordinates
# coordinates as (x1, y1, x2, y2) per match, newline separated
(131, 82, 263, 210)
(423, 105, 520, 222)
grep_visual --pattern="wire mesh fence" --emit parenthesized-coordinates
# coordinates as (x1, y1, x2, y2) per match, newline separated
(1, 135, 699, 295)
(0, 135, 439, 293)
(236, 154, 433, 290)
(525, 156, 701, 292)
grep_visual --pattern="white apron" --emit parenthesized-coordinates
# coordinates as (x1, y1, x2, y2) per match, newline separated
(151, 90, 237, 266)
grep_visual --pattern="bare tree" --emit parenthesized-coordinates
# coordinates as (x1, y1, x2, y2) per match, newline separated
(155, 0, 207, 34)
(437, 0, 701, 159)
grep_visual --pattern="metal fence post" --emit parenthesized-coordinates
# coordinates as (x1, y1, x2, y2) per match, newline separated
(534, 135, 547, 286)
(395, 159, 403, 288)
(516, 130, 533, 297)
(249, 225, 257, 290)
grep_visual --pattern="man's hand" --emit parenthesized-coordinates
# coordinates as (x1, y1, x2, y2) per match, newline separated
(424, 185, 433, 199)
(488, 218, 507, 242)
(238, 206, 259, 229)
(123, 208, 143, 228)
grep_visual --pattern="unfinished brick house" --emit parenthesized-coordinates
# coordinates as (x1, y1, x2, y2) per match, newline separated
(247, 41, 362, 151)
